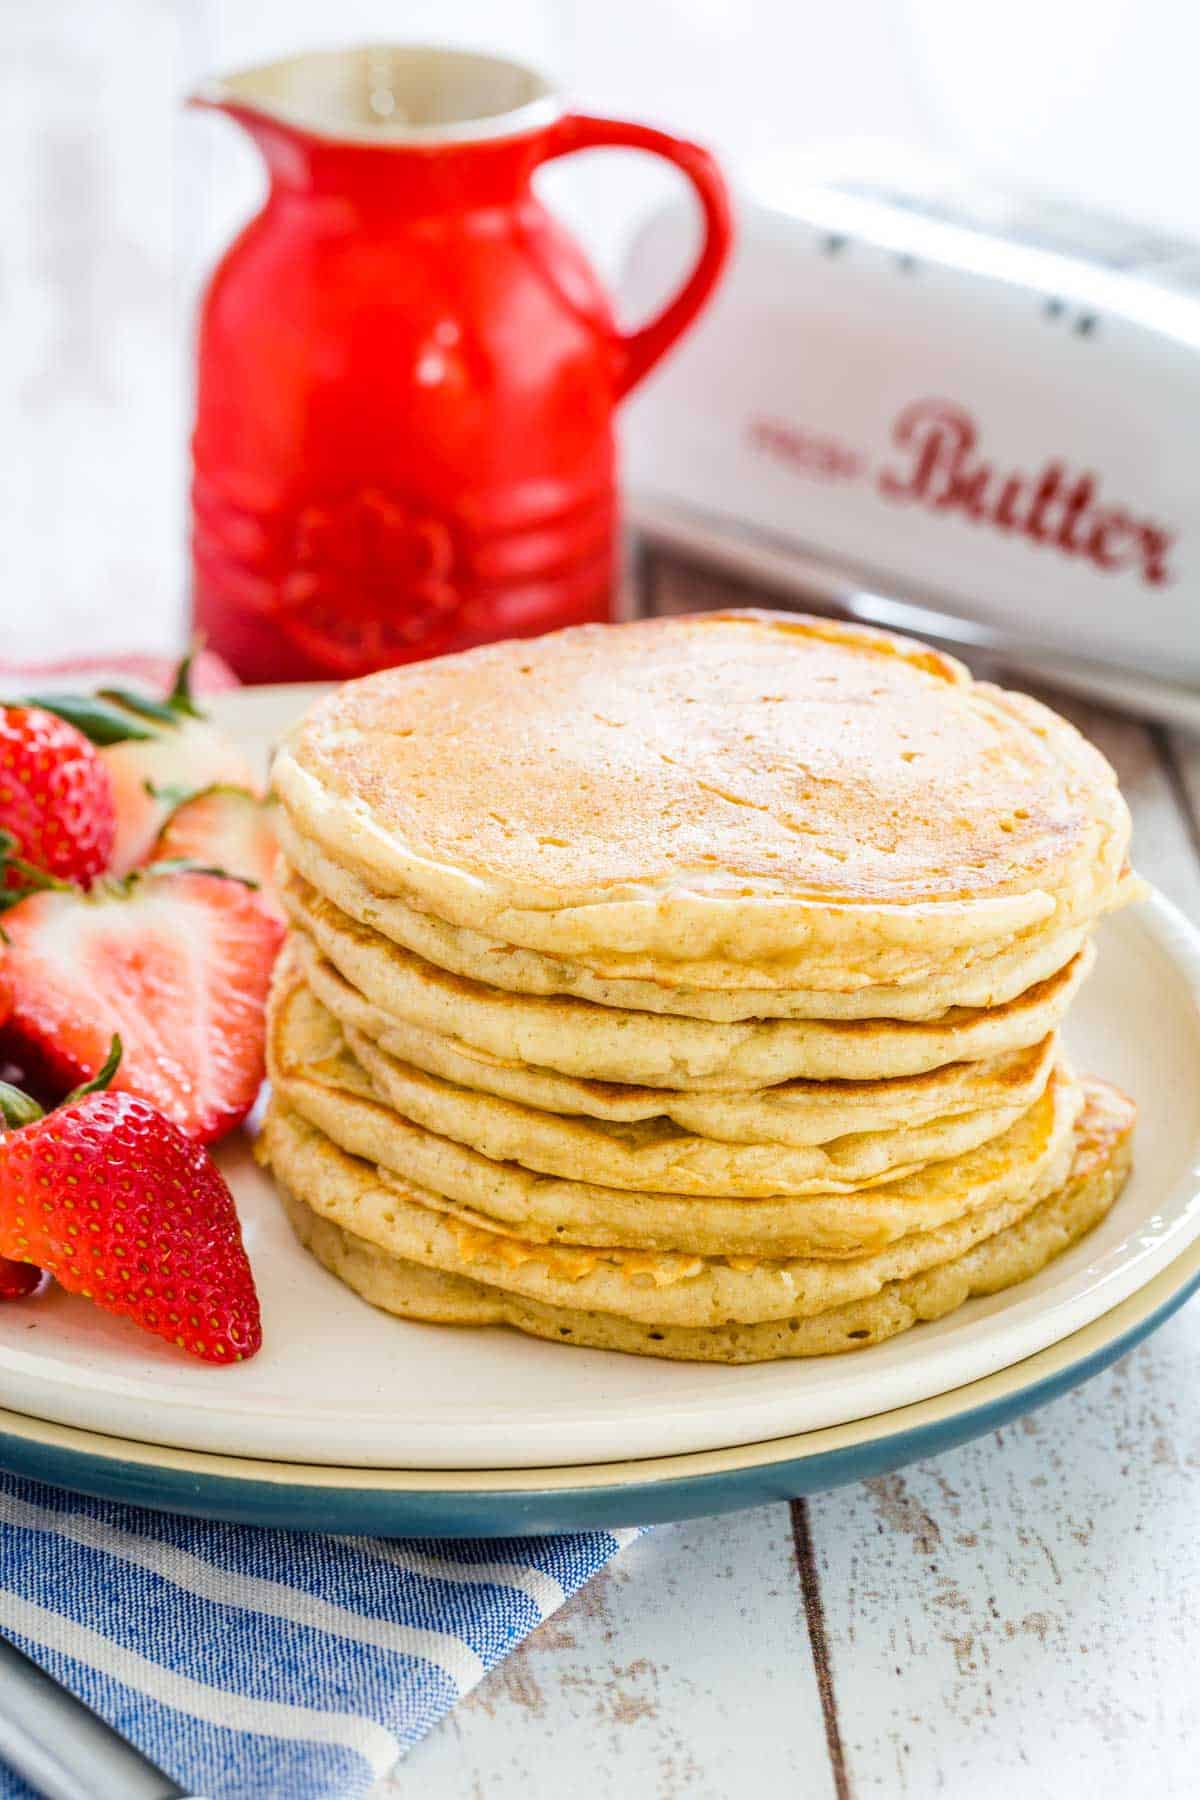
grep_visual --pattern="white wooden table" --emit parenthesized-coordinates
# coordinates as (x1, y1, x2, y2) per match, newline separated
(7, 8, 1200, 1792)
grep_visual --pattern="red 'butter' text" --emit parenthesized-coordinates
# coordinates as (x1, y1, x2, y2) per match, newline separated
(878, 399, 1174, 586)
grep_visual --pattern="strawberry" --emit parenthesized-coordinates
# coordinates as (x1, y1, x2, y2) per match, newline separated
(0, 706, 116, 886)
(0, 1046, 261, 1361)
(0, 1258, 41, 1300)
(148, 786, 282, 921)
(0, 1074, 50, 1302)
(0, 868, 283, 1143)
(26, 649, 257, 874)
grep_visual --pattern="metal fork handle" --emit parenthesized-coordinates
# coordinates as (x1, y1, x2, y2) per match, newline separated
(0, 1632, 194, 1799)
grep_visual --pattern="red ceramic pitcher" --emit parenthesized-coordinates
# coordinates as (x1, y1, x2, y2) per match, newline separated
(189, 46, 731, 682)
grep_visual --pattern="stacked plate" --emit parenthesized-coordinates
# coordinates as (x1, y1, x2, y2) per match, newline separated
(260, 610, 1142, 1365)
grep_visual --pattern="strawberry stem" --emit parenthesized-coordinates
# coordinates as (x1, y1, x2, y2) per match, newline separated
(18, 693, 154, 745)
(64, 1036, 122, 1103)
(0, 1082, 44, 1129)
(0, 1038, 122, 1130)
(140, 856, 260, 891)
(98, 688, 181, 730)
(166, 641, 206, 721)
(23, 638, 208, 747)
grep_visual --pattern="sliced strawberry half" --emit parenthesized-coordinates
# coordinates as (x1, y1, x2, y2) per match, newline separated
(27, 648, 258, 875)
(0, 1050, 261, 1361)
(105, 719, 257, 876)
(148, 787, 281, 921)
(0, 869, 284, 1143)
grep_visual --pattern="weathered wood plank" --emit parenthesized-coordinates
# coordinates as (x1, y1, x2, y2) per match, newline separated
(807, 1299, 1200, 1800)
(393, 1508, 836, 1799)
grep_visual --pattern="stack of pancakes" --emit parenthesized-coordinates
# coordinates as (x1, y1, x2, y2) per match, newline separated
(260, 611, 1140, 1363)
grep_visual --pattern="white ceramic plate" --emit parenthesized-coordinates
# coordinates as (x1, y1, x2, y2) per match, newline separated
(0, 685, 1196, 1472)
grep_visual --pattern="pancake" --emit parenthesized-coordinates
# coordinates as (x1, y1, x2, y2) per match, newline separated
(347, 1011, 1033, 1197)
(266, 973, 1081, 1257)
(273, 610, 1133, 969)
(270, 1045, 1077, 1259)
(283, 871, 1095, 1088)
(267, 953, 1040, 1201)
(258, 1089, 1079, 1323)
(275, 1084, 1131, 1361)
(297, 934, 1060, 1148)
(277, 816, 1091, 1020)
(262, 1077, 1133, 1355)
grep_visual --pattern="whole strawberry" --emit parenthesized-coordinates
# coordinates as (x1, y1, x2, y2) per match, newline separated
(26, 648, 257, 874)
(0, 1049, 261, 1362)
(0, 706, 116, 886)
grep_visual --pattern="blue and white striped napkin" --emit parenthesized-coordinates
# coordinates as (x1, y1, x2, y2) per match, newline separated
(0, 1471, 636, 1798)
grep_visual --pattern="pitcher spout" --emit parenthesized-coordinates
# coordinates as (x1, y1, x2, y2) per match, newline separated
(186, 45, 559, 147)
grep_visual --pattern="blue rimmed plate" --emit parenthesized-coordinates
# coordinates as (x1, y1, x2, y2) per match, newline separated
(0, 1236, 1195, 1534)
(0, 685, 1194, 1526)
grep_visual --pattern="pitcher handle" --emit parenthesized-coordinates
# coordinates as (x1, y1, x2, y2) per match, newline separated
(538, 113, 733, 399)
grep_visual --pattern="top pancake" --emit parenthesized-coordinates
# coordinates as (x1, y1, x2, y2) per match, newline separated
(277, 815, 1091, 1020)
(274, 610, 1132, 967)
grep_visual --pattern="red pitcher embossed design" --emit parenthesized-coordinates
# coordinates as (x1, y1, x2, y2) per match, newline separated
(189, 46, 731, 681)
